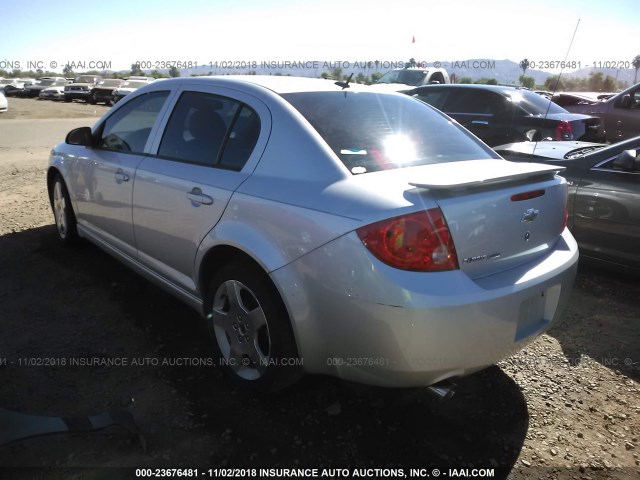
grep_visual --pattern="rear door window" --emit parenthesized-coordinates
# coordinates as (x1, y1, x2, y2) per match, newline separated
(157, 91, 260, 170)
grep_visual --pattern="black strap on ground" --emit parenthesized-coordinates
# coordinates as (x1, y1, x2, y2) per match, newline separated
(0, 408, 146, 451)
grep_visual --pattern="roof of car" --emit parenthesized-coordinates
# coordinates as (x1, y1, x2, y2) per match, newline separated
(412, 83, 530, 94)
(154, 75, 379, 94)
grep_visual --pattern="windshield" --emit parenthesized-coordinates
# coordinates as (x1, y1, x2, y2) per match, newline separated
(510, 90, 568, 115)
(283, 91, 496, 174)
(376, 70, 427, 86)
(74, 76, 97, 83)
(121, 81, 147, 88)
(97, 80, 122, 87)
(37, 80, 55, 86)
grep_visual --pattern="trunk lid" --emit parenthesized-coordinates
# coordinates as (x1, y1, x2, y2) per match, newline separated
(409, 160, 568, 279)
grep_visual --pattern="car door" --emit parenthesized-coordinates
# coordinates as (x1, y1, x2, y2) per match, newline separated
(605, 85, 640, 142)
(440, 89, 513, 146)
(132, 88, 268, 294)
(572, 152, 640, 267)
(69, 90, 171, 258)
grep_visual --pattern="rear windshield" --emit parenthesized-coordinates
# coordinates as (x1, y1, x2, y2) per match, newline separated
(509, 90, 567, 115)
(283, 91, 495, 174)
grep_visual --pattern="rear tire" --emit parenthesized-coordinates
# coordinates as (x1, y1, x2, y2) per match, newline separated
(206, 261, 302, 393)
(50, 174, 78, 245)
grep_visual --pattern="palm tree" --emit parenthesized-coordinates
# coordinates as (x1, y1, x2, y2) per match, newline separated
(519, 58, 530, 77)
(633, 55, 640, 84)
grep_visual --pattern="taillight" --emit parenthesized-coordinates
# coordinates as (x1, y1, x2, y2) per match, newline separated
(555, 120, 573, 141)
(356, 209, 458, 272)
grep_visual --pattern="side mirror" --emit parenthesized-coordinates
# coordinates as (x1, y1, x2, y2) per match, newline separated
(616, 94, 632, 109)
(65, 127, 94, 147)
(612, 150, 636, 171)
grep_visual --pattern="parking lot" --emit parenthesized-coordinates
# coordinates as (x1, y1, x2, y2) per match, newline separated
(0, 97, 639, 480)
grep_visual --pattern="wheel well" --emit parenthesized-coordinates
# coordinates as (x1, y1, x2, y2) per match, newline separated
(46, 167, 62, 205)
(199, 246, 268, 308)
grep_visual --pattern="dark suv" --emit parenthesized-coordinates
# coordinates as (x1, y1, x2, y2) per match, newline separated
(405, 84, 606, 147)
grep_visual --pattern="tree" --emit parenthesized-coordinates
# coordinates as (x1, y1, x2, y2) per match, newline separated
(633, 55, 640, 83)
(355, 73, 367, 84)
(168, 66, 180, 78)
(370, 72, 383, 83)
(131, 63, 144, 76)
(602, 75, 616, 92)
(587, 71, 604, 91)
(519, 75, 535, 89)
(331, 67, 343, 81)
(519, 58, 530, 77)
(63, 64, 74, 77)
(150, 69, 168, 79)
(475, 77, 498, 85)
(406, 58, 417, 68)
(320, 71, 332, 79)
(457, 76, 473, 84)
(544, 75, 566, 92)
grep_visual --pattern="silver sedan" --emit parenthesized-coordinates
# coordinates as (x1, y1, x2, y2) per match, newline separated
(47, 76, 578, 393)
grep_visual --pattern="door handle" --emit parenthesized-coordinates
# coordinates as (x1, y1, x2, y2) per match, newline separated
(186, 187, 213, 205)
(114, 169, 129, 182)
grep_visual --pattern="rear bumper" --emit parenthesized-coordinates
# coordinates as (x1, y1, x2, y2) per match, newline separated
(272, 229, 578, 387)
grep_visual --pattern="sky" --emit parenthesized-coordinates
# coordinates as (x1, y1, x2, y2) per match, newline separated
(1, 0, 639, 74)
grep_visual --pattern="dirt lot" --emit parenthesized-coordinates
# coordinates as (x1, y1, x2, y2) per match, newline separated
(0, 97, 638, 480)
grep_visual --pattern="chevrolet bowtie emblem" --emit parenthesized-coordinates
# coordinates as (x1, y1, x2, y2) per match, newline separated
(521, 208, 539, 223)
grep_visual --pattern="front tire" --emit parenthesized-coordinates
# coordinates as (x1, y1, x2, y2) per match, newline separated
(51, 174, 78, 245)
(206, 262, 302, 392)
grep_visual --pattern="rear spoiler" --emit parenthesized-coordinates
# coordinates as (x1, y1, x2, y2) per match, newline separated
(409, 160, 565, 190)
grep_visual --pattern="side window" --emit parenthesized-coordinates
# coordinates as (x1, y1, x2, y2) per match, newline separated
(219, 106, 261, 171)
(413, 90, 448, 110)
(158, 91, 260, 170)
(443, 90, 492, 115)
(98, 91, 169, 154)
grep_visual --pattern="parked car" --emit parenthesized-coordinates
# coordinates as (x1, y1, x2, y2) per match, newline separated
(562, 82, 640, 143)
(405, 84, 606, 147)
(2, 78, 36, 97)
(0, 91, 7, 113)
(550, 92, 601, 108)
(25, 78, 69, 98)
(39, 85, 66, 101)
(88, 79, 125, 105)
(375, 67, 450, 88)
(496, 137, 640, 270)
(0, 78, 19, 93)
(112, 79, 154, 104)
(64, 75, 102, 102)
(48, 76, 577, 393)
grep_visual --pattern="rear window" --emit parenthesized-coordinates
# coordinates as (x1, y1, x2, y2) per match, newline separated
(283, 91, 495, 174)
(510, 90, 567, 115)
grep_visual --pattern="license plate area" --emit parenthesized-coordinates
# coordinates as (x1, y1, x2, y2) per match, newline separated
(515, 285, 561, 342)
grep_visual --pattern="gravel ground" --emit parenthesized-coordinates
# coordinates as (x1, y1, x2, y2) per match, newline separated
(0, 98, 638, 480)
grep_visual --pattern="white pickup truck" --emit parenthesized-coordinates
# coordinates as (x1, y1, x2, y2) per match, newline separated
(373, 67, 450, 91)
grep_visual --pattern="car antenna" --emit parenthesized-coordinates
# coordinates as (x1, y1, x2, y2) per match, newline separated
(535, 19, 581, 154)
(335, 73, 353, 90)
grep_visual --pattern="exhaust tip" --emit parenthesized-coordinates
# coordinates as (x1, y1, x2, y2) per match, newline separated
(427, 379, 457, 401)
